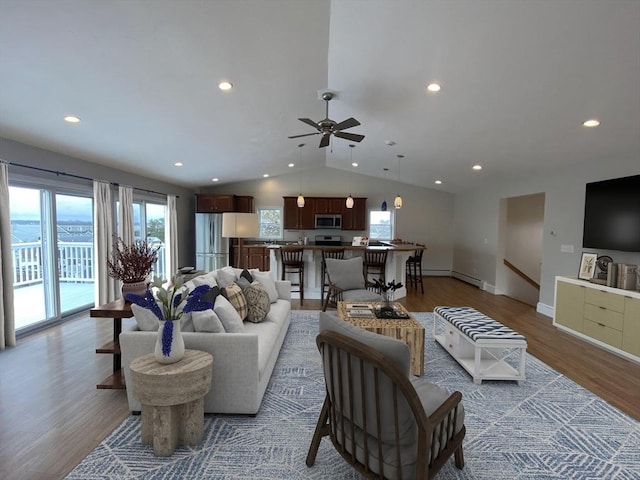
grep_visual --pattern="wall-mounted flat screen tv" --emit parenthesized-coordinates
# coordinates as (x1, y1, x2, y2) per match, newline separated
(582, 174, 640, 252)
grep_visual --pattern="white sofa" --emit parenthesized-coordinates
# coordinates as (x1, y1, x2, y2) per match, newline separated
(119, 268, 291, 415)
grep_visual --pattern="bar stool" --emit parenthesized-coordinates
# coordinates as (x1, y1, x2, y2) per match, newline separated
(321, 248, 345, 305)
(363, 249, 388, 285)
(406, 244, 425, 293)
(281, 247, 305, 305)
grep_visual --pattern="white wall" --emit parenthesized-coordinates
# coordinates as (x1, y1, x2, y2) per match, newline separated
(202, 166, 455, 275)
(0, 138, 196, 266)
(453, 155, 640, 312)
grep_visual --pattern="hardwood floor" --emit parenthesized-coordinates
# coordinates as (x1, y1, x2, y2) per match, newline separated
(1, 277, 638, 479)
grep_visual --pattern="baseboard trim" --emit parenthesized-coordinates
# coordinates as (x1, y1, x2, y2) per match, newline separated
(451, 271, 482, 288)
(537, 302, 553, 318)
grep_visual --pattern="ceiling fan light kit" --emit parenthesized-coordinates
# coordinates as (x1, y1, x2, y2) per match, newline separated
(288, 91, 365, 148)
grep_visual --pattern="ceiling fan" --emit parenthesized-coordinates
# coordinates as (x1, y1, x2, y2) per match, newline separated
(288, 92, 365, 148)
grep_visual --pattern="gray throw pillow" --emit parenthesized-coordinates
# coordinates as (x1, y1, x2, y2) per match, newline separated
(131, 303, 159, 331)
(216, 266, 237, 288)
(250, 270, 279, 303)
(325, 257, 365, 290)
(192, 309, 225, 333)
(214, 295, 245, 333)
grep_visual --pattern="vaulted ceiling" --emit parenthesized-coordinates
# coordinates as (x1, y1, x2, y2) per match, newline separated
(1, 0, 638, 193)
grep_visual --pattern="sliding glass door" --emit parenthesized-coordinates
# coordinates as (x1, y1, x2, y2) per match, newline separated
(9, 185, 94, 332)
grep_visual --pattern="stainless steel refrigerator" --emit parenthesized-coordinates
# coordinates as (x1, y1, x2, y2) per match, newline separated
(195, 213, 229, 271)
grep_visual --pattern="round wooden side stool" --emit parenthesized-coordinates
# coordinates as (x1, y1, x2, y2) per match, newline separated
(130, 350, 213, 456)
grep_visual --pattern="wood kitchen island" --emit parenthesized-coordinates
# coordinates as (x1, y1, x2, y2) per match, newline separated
(267, 243, 424, 301)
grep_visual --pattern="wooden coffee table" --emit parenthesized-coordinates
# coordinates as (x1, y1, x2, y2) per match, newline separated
(337, 301, 425, 376)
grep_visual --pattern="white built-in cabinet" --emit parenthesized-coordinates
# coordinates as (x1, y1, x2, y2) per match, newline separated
(554, 276, 640, 364)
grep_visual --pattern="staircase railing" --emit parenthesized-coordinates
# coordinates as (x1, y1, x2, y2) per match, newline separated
(503, 259, 540, 290)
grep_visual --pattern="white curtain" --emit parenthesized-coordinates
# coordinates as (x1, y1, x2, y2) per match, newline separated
(118, 186, 134, 246)
(94, 181, 116, 305)
(165, 195, 179, 279)
(0, 162, 16, 349)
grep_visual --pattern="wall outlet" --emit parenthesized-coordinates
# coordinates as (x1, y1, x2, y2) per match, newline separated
(560, 244, 574, 253)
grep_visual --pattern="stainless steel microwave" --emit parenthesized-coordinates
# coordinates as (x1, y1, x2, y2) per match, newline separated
(315, 214, 342, 229)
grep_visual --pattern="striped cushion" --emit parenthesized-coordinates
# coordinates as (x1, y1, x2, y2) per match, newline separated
(434, 306, 526, 342)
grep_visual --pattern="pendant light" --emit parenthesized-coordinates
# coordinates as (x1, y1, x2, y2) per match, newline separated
(346, 144, 355, 209)
(381, 168, 389, 211)
(394, 154, 404, 209)
(297, 143, 305, 207)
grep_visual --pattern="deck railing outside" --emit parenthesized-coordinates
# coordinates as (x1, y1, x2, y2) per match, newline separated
(12, 241, 167, 287)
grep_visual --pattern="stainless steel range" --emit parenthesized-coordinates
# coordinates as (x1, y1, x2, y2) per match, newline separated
(315, 235, 342, 246)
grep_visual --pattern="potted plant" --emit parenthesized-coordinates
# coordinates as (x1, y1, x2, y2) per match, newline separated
(107, 237, 159, 297)
(126, 275, 213, 364)
(372, 278, 403, 312)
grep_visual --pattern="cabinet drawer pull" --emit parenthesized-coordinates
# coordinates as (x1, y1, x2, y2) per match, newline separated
(448, 344, 453, 348)
(598, 322, 605, 327)
(599, 306, 606, 310)
(449, 331, 453, 335)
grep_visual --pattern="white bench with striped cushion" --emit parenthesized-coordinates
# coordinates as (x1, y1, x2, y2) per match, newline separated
(433, 306, 527, 385)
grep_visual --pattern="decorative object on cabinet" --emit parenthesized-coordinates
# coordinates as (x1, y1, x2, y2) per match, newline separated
(596, 255, 613, 279)
(578, 252, 598, 280)
(222, 212, 259, 269)
(107, 237, 159, 297)
(287, 91, 365, 148)
(394, 154, 404, 209)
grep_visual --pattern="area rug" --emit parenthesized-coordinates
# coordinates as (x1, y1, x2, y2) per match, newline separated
(67, 311, 640, 479)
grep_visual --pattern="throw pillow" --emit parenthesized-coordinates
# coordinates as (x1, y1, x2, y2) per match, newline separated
(216, 266, 237, 288)
(131, 304, 159, 331)
(325, 257, 365, 290)
(243, 281, 271, 323)
(250, 270, 279, 303)
(214, 295, 245, 333)
(222, 283, 248, 319)
(200, 285, 221, 305)
(191, 271, 218, 288)
(237, 276, 252, 290)
(192, 309, 225, 333)
(240, 268, 254, 283)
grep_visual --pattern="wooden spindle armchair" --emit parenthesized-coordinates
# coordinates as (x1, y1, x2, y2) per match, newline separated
(307, 312, 465, 479)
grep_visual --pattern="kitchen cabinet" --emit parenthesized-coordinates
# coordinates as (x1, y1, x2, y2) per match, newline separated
(283, 196, 366, 231)
(196, 195, 236, 213)
(315, 197, 344, 214)
(231, 242, 270, 270)
(236, 196, 254, 213)
(195, 195, 254, 213)
(342, 197, 367, 230)
(283, 197, 315, 230)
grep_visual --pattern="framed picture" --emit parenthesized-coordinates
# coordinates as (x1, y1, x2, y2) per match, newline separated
(578, 252, 598, 280)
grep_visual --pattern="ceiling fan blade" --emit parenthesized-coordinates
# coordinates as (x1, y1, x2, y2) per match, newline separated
(319, 134, 331, 148)
(288, 132, 320, 139)
(298, 118, 319, 129)
(334, 117, 360, 131)
(334, 131, 365, 142)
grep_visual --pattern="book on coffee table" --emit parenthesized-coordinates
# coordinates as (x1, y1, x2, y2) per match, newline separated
(345, 304, 374, 318)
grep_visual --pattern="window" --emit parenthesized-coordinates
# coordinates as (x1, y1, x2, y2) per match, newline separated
(369, 210, 393, 240)
(257, 207, 283, 239)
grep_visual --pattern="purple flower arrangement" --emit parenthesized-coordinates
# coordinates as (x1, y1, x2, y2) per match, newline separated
(126, 275, 213, 356)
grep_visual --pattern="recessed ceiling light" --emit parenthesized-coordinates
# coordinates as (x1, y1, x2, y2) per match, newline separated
(472, 165, 482, 170)
(582, 119, 600, 127)
(174, 162, 183, 167)
(288, 163, 295, 168)
(219, 81, 233, 91)
(212, 178, 219, 182)
(434, 180, 442, 185)
(352, 162, 358, 167)
(263, 174, 269, 178)
(426, 83, 441, 92)
(64, 115, 80, 123)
